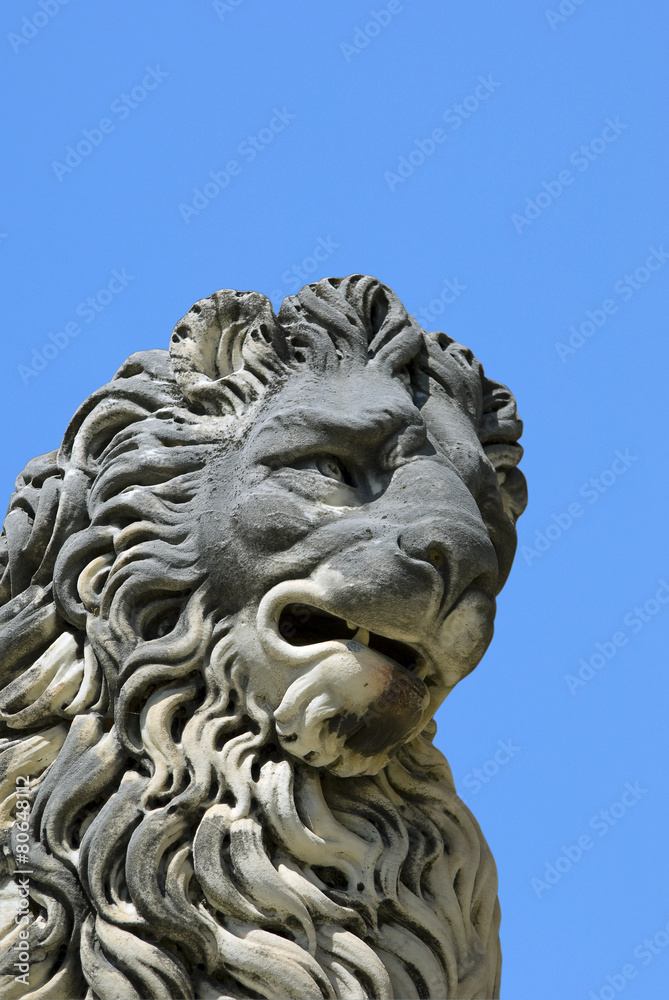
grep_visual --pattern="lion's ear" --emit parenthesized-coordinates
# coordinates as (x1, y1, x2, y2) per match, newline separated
(169, 290, 290, 415)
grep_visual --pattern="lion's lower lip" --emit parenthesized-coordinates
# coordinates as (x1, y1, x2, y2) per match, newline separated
(278, 603, 421, 673)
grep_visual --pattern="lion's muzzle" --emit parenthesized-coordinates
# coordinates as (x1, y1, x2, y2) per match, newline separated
(256, 581, 431, 776)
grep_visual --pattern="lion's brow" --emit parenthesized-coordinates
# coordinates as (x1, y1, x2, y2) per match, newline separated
(249, 403, 416, 461)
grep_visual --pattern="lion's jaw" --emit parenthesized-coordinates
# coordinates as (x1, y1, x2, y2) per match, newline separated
(225, 560, 496, 778)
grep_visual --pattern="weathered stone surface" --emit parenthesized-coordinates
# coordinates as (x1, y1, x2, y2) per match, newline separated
(0, 275, 526, 999)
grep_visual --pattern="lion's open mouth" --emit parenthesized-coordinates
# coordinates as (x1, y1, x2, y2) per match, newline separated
(278, 603, 420, 673)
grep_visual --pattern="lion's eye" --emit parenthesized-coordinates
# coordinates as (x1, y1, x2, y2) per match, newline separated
(315, 456, 347, 483)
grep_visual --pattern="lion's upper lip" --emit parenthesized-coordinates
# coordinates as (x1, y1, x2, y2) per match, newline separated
(277, 603, 422, 674)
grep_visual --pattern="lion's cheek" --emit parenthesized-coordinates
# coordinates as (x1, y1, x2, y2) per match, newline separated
(199, 498, 322, 612)
(273, 645, 429, 776)
(230, 501, 317, 553)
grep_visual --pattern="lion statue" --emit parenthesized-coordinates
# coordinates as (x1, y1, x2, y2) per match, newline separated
(0, 275, 526, 999)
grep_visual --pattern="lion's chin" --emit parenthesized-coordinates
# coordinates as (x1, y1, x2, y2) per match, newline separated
(272, 640, 430, 777)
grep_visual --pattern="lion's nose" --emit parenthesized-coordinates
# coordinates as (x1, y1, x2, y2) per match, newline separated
(397, 526, 449, 579)
(396, 521, 499, 604)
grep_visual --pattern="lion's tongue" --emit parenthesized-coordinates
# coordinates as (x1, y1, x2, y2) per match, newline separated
(274, 642, 429, 772)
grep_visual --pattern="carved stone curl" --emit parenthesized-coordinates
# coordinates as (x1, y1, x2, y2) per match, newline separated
(0, 275, 526, 999)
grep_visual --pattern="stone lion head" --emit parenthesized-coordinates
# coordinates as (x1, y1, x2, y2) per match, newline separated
(0, 275, 525, 999)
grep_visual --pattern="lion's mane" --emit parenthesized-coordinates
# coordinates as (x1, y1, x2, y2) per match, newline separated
(0, 276, 523, 999)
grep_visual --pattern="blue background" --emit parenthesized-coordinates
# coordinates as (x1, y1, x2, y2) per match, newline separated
(1, 2, 668, 997)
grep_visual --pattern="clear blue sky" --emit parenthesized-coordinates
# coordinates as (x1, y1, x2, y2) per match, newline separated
(1, 3, 668, 997)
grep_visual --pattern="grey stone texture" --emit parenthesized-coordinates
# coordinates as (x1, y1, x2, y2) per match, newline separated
(0, 275, 526, 999)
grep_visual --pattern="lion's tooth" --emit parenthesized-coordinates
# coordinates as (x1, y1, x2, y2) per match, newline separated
(352, 628, 370, 646)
